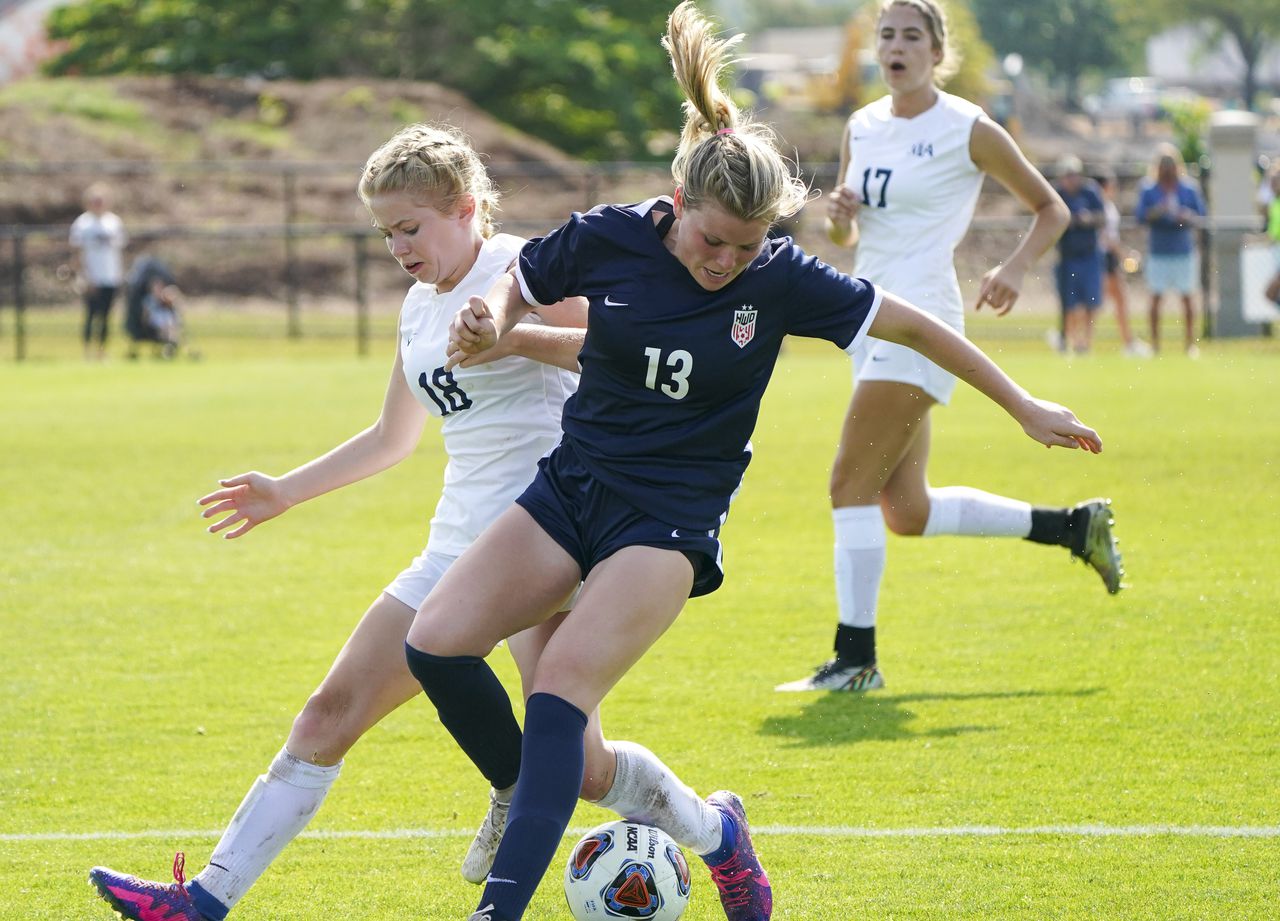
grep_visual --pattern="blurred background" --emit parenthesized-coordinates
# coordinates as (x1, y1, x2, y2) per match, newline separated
(2, 0, 1279, 359)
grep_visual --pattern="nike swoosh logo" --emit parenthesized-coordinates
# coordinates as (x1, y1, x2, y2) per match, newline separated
(604, 296, 628, 306)
(671, 529, 681, 538)
(486, 876, 517, 885)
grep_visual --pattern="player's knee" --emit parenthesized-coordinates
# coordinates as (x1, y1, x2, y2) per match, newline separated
(578, 740, 615, 802)
(883, 500, 927, 536)
(829, 464, 876, 506)
(579, 767, 612, 802)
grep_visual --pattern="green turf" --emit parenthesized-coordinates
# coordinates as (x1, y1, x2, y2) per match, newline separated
(1, 332, 1278, 920)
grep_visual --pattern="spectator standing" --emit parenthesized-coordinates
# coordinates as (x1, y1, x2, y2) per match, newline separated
(1134, 143, 1205, 356)
(1053, 155, 1105, 354)
(1097, 169, 1151, 356)
(69, 183, 128, 361)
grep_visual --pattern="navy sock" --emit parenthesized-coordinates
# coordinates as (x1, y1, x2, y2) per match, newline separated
(480, 693, 587, 919)
(404, 643, 522, 790)
(1027, 507, 1072, 548)
(834, 624, 875, 665)
(187, 881, 227, 921)
(700, 809, 738, 867)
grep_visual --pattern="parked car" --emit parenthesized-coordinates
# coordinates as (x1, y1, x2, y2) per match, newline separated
(1084, 76, 1162, 122)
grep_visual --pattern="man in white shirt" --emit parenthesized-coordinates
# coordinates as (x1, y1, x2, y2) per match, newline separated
(69, 183, 128, 360)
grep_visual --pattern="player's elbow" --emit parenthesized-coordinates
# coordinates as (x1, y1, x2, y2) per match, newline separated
(369, 418, 421, 465)
(1046, 198, 1070, 236)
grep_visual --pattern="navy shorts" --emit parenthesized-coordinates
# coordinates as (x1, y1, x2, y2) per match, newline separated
(1056, 253, 1103, 310)
(515, 440, 726, 597)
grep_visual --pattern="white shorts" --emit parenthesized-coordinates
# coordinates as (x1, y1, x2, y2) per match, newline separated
(1144, 253, 1197, 295)
(384, 549, 457, 612)
(853, 334, 957, 406)
(384, 547, 579, 613)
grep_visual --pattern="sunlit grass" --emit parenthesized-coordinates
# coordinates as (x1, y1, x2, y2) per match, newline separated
(2, 334, 1278, 919)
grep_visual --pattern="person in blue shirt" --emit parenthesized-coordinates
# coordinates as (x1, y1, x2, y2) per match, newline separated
(1134, 143, 1206, 356)
(404, 5, 1104, 920)
(1053, 155, 1106, 354)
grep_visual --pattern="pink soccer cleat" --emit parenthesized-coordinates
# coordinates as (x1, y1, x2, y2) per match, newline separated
(702, 791, 773, 920)
(88, 853, 206, 921)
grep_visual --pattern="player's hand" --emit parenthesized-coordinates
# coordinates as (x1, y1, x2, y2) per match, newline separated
(446, 296, 498, 366)
(1015, 397, 1102, 453)
(825, 183, 860, 227)
(198, 472, 289, 539)
(974, 263, 1023, 315)
(446, 335, 510, 371)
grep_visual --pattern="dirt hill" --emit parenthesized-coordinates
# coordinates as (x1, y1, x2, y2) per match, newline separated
(0, 75, 587, 226)
(0, 75, 642, 302)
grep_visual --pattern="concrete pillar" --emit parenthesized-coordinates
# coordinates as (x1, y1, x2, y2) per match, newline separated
(1207, 111, 1261, 337)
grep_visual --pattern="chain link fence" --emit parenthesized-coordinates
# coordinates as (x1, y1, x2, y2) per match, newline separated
(2, 159, 1270, 361)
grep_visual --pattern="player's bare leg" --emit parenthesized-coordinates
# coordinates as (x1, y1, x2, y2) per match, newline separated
(91, 594, 423, 921)
(1180, 293, 1198, 356)
(523, 549, 771, 921)
(777, 381, 930, 692)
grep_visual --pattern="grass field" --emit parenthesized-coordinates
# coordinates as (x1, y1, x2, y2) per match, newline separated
(2, 324, 1278, 920)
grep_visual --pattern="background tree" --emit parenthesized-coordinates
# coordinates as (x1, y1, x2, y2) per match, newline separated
(969, 0, 1128, 108)
(43, 0, 682, 160)
(1112, 0, 1278, 111)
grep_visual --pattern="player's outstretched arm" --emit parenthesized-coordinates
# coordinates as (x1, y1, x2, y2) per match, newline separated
(869, 293, 1102, 453)
(199, 341, 429, 539)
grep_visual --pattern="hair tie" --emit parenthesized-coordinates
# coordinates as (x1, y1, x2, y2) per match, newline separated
(716, 127, 735, 135)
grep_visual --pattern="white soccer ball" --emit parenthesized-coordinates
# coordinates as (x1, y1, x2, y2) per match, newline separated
(563, 820, 692, 920)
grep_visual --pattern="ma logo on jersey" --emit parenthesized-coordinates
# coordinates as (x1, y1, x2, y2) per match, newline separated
(731, 306, 758, 348)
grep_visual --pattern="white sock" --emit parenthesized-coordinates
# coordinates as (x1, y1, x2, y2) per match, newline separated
(922, 486, 1032, 538)
(594, 741, 721, 856)
(833, 505, 886, 629)
(191, 748, 341, 910)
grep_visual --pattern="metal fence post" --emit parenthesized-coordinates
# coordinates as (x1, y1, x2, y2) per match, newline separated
(12, 234, 26, 362)
(353, 232, 369, 357)
(284, 168, 301, 338)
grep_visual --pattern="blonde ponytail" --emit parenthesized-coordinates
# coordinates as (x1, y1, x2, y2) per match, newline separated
(664, 2, 809, 223)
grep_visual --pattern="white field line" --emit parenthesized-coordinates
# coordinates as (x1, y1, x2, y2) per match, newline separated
(3, 824, 1279, 843)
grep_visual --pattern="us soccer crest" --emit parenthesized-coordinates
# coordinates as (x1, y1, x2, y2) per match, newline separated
(731, 306, 758, 348)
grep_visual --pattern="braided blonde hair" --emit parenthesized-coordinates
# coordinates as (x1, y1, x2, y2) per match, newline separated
(664, 2, 808, 223)
(358, 123, 499, 237)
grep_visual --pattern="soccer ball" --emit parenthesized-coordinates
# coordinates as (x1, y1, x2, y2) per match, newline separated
(563, 820, 692, 920)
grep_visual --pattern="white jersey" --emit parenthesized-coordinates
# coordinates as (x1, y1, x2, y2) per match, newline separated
(399, 233, 578, 556)
(69, 211, 128, 286)
(843, 92, 985, 328)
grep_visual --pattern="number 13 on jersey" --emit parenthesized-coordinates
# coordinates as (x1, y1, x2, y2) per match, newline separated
(643, 346, 692, 401)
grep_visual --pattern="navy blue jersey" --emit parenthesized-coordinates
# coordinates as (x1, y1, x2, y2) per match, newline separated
(516, 196, 881, 531)
(1056, 180, 1105, 259)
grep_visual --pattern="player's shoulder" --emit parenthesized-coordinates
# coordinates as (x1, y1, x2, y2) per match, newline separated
(542, 197, 672, 259)
(936, 91, 985, 123)
(850, 95, 893, 130)
(582, 196, 674, 228)
(478, 232, 527, 273)
(756, 234, 853, 290)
